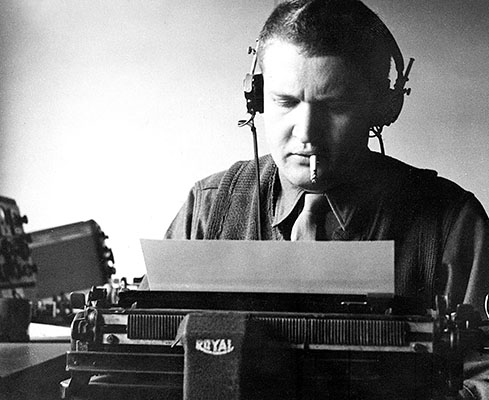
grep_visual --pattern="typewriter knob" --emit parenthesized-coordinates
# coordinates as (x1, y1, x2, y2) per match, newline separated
(88, 287, 107, 303)
(14, 214, 28, 226)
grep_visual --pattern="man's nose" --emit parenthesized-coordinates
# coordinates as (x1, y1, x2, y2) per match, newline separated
(291, 103, 324, 144)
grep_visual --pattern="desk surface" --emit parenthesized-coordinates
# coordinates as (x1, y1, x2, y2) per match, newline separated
(0, 341, 70, 400)
(0, 342, 69, 379)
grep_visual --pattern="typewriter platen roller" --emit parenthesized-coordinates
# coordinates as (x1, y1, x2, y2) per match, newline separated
(62, 288, 487, 400)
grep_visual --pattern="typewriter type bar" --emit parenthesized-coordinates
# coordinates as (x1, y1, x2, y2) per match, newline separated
(72, 308, 434, 353)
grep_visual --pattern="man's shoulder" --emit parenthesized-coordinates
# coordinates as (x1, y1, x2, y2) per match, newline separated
(194, 169, 226, 191)
(193, 155, 275, 192)
(371, 152, 471, 199)
(369, 152, 484, 238)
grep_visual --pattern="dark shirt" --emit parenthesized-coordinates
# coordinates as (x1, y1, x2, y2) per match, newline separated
(165, 153, 489, 314)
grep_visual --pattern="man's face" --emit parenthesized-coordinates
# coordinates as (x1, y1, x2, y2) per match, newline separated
(262, 41, 373, 192)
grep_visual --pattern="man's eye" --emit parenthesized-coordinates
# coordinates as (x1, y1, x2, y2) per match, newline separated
(327, 103, 349, 113)
(273, 97, 299, 108)
(325, 101, 358, 114)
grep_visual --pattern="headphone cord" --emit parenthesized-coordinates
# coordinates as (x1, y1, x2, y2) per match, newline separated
(238, 115, 262, 240)
(370, 126, 386, 156)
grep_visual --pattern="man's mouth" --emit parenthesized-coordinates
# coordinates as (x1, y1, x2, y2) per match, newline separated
(291, 153, 310, 161)
(292, 150, 319, 157)
(291, 152, 325, 160)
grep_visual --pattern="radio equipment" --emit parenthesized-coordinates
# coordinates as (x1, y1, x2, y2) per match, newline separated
(0, 196, 36, 290)
(28, 220, 115, 302)
(62, 289, 487, 400)
(0, 195, 36, 342)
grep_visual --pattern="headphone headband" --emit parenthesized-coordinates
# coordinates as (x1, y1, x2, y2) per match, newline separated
(243, 17, 414, 133)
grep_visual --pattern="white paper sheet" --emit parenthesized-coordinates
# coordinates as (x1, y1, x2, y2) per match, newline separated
(141, 239, 394, 295)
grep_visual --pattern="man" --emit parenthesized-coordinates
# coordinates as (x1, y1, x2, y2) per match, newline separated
(165, 0, 488, 316)
(161, 0, 489, 397)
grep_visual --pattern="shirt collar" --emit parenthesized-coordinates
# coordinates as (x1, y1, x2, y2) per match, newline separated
(272, 152, 378, 229)
(273, 170, 305, 227)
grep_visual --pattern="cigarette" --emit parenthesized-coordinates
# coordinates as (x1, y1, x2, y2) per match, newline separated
(310, 155, 317, 184)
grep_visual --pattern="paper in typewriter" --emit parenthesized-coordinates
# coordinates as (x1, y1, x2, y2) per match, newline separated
(141, 240, 394, 295)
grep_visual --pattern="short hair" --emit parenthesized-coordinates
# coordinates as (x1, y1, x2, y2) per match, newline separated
(257, 0, 394, 94)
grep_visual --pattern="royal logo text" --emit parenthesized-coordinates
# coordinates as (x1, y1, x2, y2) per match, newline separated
(195, 338, 234, 355)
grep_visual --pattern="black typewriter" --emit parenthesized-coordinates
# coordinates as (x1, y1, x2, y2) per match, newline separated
(61, 287, 487, 400)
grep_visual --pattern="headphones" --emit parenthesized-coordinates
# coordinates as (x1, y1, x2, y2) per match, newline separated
(243, 25, 414, 135)
(368, 22, 415, 134)
(243, 46, 264, 115)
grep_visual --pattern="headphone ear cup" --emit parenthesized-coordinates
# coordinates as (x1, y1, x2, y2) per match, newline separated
(386, 88, 404, 126)
(244, 73, 264, 114)
(371, 88, 405, 129)
(252, 74, 264, 114)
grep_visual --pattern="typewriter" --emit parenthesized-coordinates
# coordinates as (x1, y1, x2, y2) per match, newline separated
(62, 288, 488, 400)
(62, 240, 488, 400)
